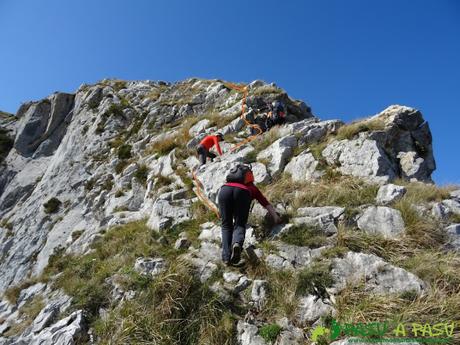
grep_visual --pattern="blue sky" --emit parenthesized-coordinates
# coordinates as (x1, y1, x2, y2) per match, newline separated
(1, 0, 459, 183)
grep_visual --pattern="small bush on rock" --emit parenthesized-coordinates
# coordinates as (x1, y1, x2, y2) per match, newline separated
(117, 144, 132, 160)
(43, 197, 61, 214)
(134, 164, 149, 185)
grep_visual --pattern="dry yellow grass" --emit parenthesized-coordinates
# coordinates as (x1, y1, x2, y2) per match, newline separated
(336, 118, 386, 140)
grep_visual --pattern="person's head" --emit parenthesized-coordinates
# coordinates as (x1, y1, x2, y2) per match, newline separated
(216, 132, 224, 141)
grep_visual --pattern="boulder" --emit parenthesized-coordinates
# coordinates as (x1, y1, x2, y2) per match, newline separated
(257, 135, 297, 177)
(184, 241, 221, 282)
(375, 184, 406, 205)
(284, 151, 322, 182)
(295, 295, 335, 325)
(146, 149, 176, 177)
(251, 280, 268, 310)
(293, 206, 345, 235)
(236, 321, 267, 345)
(357, 206, 405, 238)
(445, 224, 460, 251)
(441, 199, 460, 215)
(134, 257, 166, 276)
(331, 252, 425, 295)
(146, 199, 190, 231)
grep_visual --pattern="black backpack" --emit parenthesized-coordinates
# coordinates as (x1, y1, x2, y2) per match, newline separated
(226, 164, 254, 184)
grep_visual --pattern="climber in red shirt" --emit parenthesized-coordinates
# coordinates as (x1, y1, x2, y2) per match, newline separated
(197, 133, 224, 166)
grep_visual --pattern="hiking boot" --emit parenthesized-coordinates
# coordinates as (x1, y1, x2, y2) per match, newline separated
(231, 243, 242, 264)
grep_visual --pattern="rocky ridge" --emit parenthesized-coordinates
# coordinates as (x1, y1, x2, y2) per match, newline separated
(0, 79, 458, 344)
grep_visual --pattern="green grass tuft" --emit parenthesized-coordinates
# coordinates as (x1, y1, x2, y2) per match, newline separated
(296, 262, 333, 298)
(259, 324, 282, 343)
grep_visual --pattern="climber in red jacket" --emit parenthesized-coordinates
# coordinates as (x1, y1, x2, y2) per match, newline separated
(218, 164, 281, 265)
(197, 133, 224, 166)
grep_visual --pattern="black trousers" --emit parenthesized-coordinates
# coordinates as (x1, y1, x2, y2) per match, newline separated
(218, 185, 252, 261)
(197, 145, 216, 166)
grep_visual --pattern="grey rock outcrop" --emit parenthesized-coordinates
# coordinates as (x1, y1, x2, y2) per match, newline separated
(357, 206, 405, 238)
(322, 105, 435, 183)
(323, 136, 397, 183)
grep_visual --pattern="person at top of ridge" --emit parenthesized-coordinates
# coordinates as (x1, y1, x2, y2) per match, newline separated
(197, 133, 224, 166)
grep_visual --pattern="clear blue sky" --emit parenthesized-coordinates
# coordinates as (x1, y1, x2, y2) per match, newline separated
(1, 0, 459, 183)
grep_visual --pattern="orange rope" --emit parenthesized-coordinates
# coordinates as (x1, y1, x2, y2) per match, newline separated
(191, 82, 265, 218)
(224, 83, 264, 152)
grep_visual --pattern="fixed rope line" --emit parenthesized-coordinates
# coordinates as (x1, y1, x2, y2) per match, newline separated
(191, 82, 265, 218)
